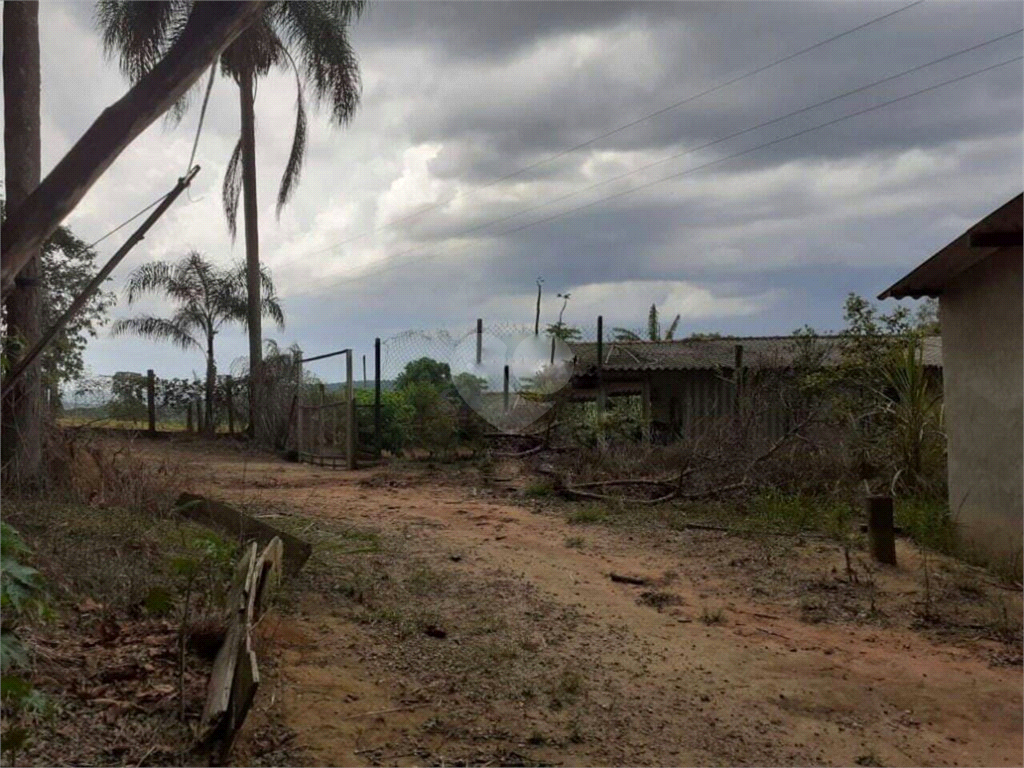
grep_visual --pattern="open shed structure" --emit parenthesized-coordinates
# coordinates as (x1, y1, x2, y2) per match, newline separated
(880, 192, 1022, 568)
(569, 335, 942, 443)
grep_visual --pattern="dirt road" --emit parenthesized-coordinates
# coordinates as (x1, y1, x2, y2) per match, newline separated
(144, 441, 1022, 767)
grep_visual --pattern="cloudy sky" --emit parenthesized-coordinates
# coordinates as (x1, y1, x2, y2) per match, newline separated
(4, 0, 1022, 383)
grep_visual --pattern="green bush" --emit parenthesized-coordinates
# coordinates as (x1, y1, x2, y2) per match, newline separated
(404, 382, 457, 455)
(355, 389, 414, 454)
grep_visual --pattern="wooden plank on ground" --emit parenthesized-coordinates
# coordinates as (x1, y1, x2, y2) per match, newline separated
(200, 541, 257, 739)
(174, 492, 312, 575)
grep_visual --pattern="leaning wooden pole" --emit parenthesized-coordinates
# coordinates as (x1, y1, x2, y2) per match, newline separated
(0, 2, 267, 292)
(2, 167, 199, 397)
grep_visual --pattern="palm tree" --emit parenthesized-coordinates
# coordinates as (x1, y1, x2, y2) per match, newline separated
(2, 0, 43, 486)
(112, 251, 283, 434)
(96, 1, 365, 436)
(613, 304, 681, 342)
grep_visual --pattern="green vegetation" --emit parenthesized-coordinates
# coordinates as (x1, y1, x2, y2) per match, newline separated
(112, 251, 284, 435)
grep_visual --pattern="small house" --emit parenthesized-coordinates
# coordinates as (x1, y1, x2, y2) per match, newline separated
(879, 193, 1022, 566)
(569, 335, 942, 442)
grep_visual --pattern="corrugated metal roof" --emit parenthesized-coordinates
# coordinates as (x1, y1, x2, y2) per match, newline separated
(879, 193, 1023, 300)
(569, 335, 942, 373)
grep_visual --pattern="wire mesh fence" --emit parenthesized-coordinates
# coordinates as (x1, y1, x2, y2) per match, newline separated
(63, 318, 934, 484)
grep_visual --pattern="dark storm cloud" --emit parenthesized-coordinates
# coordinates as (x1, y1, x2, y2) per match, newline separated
(14, 1, 1022, 381)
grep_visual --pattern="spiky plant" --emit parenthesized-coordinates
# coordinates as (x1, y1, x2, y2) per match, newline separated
(111, 251, 283, 434)
(613, 303, 681, 341)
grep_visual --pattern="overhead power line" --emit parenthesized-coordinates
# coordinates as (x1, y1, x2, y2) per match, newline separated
(306, 0, 926, 256)
(328, 54, 1021, 287)
(330, 29, 1021, 272)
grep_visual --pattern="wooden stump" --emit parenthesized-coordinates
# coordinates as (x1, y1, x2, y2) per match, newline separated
(865, 495, 897, 566)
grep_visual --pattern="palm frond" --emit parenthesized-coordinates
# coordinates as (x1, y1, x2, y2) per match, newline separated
(123, 261, 175, 304)
(94, 0, 187, 82)
(111, 315, 201, 351)
(222, 138, 244, 240)
(277, 50, 308, 216)
(664, 315, 681, 341)
(274, 1, 364, 125)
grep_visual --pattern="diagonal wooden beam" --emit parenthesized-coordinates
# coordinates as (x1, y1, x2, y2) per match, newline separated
(0, 1, 268, 295)
(969, 231, 1021, 249)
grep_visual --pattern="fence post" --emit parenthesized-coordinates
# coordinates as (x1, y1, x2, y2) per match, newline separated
(146, 369, 156, 435)
(225, 376, 234, 435)
(641, 376, 652, 443)
(186, 400, 193, 433)
(362, 354, 367, 388)
(596, 315, 606, 415)
(346, 349, 356, 470)
(476, 318, 483, 366)
(503, 365, 510, 413)
(195, 396, 204, 434)
(865, 496, 897, 565)
(294, 352, 303, 460)
(374, 338, 381, 457)
(734, 343, 744, 416)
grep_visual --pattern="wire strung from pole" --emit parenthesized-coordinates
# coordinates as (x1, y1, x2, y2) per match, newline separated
(332, 55, 1021, 286)
(317, 34, 1021, 283)
(351, 27, 1023, 259)
(304, 0, 926, 257)
(187, 63, 217, 174)
(62, 191, 171, 260)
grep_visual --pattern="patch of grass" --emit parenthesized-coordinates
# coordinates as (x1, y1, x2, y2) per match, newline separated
(896, 497, 957, 556)
(524, 480, 555, 498)
(550, 668, 584, 709)
(566, 504, 608, 525)
(483, 641, 519, 664)
(740, 491, 843, 537)
(568, 721, 584, 744)
(405, 565, 444, 597)
(637, 591, 682, 611)
(468, 615, 508, 636)
(700, 606, 726, 626)
(564, 536, 585, 549)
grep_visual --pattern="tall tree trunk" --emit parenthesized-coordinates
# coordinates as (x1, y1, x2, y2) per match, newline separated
(205, 330, 216, 437)
(238, 66, 263, 441)
(2, 1, 43, 487)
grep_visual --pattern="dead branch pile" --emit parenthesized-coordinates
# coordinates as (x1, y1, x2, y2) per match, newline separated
(542, 414, 827, 506)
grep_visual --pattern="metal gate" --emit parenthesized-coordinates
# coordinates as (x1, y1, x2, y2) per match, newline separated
(295, 349, 356, 469)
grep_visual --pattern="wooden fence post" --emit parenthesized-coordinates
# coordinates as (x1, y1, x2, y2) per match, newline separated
(373, 338, 381, 457)
(503, 365, 510, 413)
(294, 353, 302, 460)
(734, 343, 744, 416)
(476, 318, 483, 366)
(186, 401, 194, 433)
(865, 496, 897, 565)
(225, 376, 234, 435)
(195, 396, 204, 434)
(146, 369, 156, 435)
(346, 349, 355, 470)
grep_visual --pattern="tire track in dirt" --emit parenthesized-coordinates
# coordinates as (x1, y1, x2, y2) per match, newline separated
(156, 444, 1022, 766)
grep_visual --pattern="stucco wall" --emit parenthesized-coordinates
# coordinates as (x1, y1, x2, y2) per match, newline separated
(939, 246, 1023, 567)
